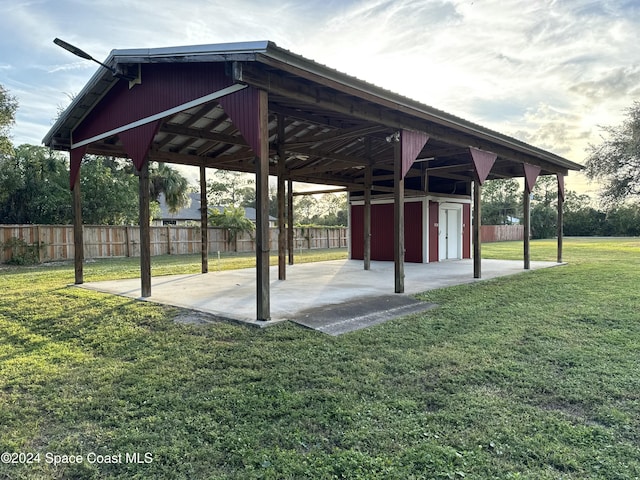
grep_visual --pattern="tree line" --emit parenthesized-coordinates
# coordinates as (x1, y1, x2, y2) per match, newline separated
(0, 146, 190, 225)
(482, 176, 640, 239)
(481, 100, 640, 238)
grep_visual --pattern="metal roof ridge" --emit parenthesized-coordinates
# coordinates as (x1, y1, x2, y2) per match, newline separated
(109, 40, 271, 60)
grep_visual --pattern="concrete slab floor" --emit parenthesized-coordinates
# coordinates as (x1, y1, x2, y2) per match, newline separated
(79, 259, 563, 326)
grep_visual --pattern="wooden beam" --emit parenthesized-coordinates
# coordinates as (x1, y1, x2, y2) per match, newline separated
(150, 148, 253, 170)
(277, 114, 286, 281)
(185, 102, 219, 127)
(422, 147, 469, 158)
(200, 165, 208, 274)
(287, 178, 294, 265)
(287, 173, 365, 189)
(267, 103, 351, 130)
(292, 187, 348, 196)
(421, 163, 428, 192)
(286, 125, 384, 148)
(162, 124, 249, 148)
(284, 144, 369, 166)
(256, 89, 270, 321)
(473, 177, 482, 279)
(365, 170, 423, 182)
(290, 160, 354, 176)
(427, 172, 473, 182)
(394, 139, 404, 293)
(72, 174, 83, 285)
(364, 151, 372, 271)
(426, 163, 474, 174)
(138, 160, 151, 297)
(524, 184, 531, 270)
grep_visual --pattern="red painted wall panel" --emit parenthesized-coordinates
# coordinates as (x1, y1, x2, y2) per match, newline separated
(429, 201, 439, 262)
(371, 203, 394, 261)
(463, 203, 471, 259)
(404, 201, 423, 263)
(350, 201, 422, 263)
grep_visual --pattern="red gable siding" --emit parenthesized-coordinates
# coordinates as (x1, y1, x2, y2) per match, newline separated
(73, 63, 233, 144)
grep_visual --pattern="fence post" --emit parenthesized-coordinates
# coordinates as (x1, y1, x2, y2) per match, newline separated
(35, 225, 42, 263)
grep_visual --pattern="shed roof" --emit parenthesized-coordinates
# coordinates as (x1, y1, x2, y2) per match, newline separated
(44, 40, 582, 192)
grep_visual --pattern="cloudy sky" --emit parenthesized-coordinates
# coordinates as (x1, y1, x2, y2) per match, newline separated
(2, 0, 639, 194)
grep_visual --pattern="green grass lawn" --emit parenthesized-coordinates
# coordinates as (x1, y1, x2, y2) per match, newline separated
(1, 239, 639, 479)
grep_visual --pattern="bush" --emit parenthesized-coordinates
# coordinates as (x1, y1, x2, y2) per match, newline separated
(208, 206, 255, 252)
(530, 204, 556, 239)
(564, 207, 608, 236)
(1, 236, 44, 265)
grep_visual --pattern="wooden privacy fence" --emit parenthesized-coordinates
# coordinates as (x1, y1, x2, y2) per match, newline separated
(481, 225, 524, 243)
(0, 225, 348, 263)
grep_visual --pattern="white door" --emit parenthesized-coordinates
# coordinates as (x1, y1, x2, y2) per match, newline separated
(439, 207, 461, 260)
(446, 208, 459, 259)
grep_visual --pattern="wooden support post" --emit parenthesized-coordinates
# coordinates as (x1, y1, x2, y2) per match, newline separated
(72, 175, 84, 284)
(200, 165, 209, 273)
(394, 139, 404, 293)
(124, 226, 130, 257)
(256, 89, 270, 321)
(473, 177, 482, 279)
(422, 163, 429, 192)
(364, 165, 372, 271)
(557, 185, 564, 263)
(524, 185, 531, 270)
(138, 160, 151, 298)
(277, 114, 286, 280)
(364, 138, 372, 270)
(287, 178, 294, 265)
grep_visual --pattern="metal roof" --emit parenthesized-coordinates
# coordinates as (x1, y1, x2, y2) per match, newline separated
(157, 192, 275, 222)
(44, 40, 582, 193)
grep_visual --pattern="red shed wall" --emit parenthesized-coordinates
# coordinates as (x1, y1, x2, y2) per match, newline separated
(404, 202, 423, 263)
(428, 201, 439, 262)
(351, 201, 423, 263)
(352, 198, 471, 264)
(350, 205, 364, 260)
(463, 203, 471, 259)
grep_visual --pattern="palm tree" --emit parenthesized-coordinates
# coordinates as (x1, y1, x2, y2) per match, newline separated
(149, 162, 190, 213)
(208, 206, 255, 252)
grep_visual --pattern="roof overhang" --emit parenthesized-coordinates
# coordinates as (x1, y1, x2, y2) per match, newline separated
(44, 40, 582, 193)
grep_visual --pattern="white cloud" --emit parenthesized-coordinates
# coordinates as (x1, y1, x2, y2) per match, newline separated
(1, 0, 639, 195)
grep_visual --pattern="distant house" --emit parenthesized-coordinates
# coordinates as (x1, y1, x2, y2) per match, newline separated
(209, 205, 277, 228)
(154, 192, 201, 226)
(154, 192, 276, 227)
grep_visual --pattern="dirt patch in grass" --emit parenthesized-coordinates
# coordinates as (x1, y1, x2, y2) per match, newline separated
(172, 309, 224, 325)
